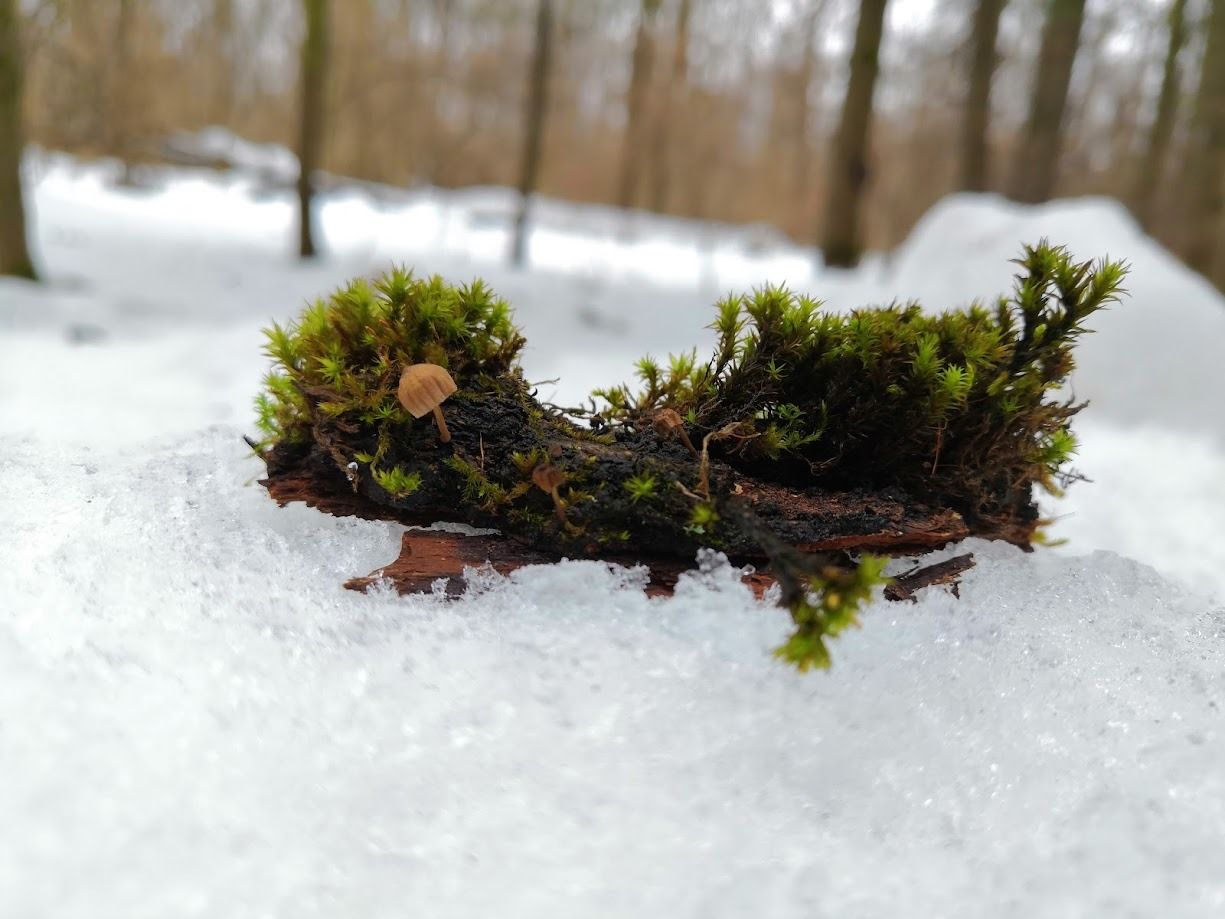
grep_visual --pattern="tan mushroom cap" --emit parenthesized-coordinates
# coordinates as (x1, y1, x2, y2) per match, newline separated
(652, 408, 684, 437)
(398, 363, 458, 418)
(652, 407, 699, 458)
(531, 463, 565, 493)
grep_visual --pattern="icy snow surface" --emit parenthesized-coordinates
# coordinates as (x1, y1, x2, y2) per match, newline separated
(2, 149, 1224, 917)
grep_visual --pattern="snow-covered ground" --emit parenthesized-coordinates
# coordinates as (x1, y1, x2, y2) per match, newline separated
(2, 147, 1223, 917)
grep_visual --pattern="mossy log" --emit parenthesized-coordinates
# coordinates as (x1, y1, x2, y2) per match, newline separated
(259, 376, 1002, 609)
(260, 415, 980, 602)
(253, 247, 1124, 669)
(260, 377, 1012, 554)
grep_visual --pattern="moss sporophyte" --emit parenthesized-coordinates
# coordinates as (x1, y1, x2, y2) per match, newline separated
(254, 244, 1125, 670)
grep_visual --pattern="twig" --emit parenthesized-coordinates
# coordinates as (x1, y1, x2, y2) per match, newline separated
(884, 553, 975, 602)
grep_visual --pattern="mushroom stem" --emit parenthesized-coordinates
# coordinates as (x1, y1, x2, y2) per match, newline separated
(548, 487, 566, 523)
(432, 406, 452, 443)
(677, 428, 699, 459)
(652, 408, 699, 459)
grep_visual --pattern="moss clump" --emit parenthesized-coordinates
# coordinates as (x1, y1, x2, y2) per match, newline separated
(254, 244, 1124, 671)
(254, 268, 524, 451)
(595, 242, 1125, 523)
(371, 466, 423, 498)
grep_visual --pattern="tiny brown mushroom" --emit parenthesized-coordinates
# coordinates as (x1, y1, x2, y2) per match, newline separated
(398, 363, 458, 443)
(531, 463, 568, 523)
(652, 408, 699, 458)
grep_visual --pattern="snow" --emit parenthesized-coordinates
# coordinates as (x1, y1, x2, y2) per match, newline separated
(2, 146, 1224, 917)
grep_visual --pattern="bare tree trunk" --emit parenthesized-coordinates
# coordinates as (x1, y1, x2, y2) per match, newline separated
(511, 0, 553, 267)
(1008, 0, 1086, 204)
(112, 0, 135, 184)
(1181, 0, 1225, 279)
(1132, 0, 1188, 230)
(0, 0, 35, 279)
(960, 0, 1006, 192)
(648, 0, 692, 214)
(419, 0, 457, 185)
(820, 0, 889, 268)
(792, 2, 824, 219)
(616, 0, 660, 211)
(297, 0, 328, 259)
(210, 0, 236, 125)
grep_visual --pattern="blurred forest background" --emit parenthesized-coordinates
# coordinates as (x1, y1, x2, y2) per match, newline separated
(3, 0, 1225, 286)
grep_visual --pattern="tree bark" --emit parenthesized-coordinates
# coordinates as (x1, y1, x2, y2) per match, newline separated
(616, 0, 660, 211)
(1179, 0, 1225, 279)
(297, 0, 328, 259)
(960, 0, 1006, 192)
(791, 2, 825, 223)
(258, 385, 1028, 603)
(112, 0, 135, 184)
(648, 0, 692, 214)
(0, 0, 35, 280)
(1008, 0, 1086, 204)
(511, 0, 554, 267)
(820, 0, 889, 268)
(210, 0, 236, 125)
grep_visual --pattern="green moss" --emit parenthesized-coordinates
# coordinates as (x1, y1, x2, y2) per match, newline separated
(595, 241, 1125, 518)
(254, 268, 524, 450)
(685, 502, 719, 535)
(372, 466, 423, 498)
(624, 473, 658, 502)
(444, 455, 513, 512)
(773, 555, 891, 671)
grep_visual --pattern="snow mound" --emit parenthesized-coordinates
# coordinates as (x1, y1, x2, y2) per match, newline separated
(2, 427, 1223, 918)
(1049, 422, 1225, 601)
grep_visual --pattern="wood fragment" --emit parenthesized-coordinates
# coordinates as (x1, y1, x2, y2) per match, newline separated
(344, 528, 778, 599)
(883, 553, 976, 602)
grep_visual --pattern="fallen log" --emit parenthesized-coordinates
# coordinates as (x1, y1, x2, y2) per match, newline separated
(264, 445, 974, 603)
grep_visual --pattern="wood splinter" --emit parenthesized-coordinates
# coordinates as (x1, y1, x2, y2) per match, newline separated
(883, 553, 976, 602)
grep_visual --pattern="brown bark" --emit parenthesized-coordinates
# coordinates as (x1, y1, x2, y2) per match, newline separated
(1008, 0, 1086, 204)
(960, 0, 1006, 192)
(209, 0, 236, 124)
(112, 0, 135, 183)
(820, 0, 889, 268)
(297, 0, 328, 259)
(791, 2, 825, 223)
(648, 0, 692, 213)
(616, 0, 660, 211)
(263, 442, 980, 602)
(347, 530, 975, 604)
(343, 529, 719, 598)
(0, 0, 35, 279)
(261, 430, 986, 576)
(883, 553, 975, 601)
(511, 0, 554, 267)
(1180, 0, 1225, 279)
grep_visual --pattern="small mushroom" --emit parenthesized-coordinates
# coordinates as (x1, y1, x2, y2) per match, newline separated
(652, 408, 699, 458)
(398, 363, 458, 443)
(531, 463, 568, 523)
